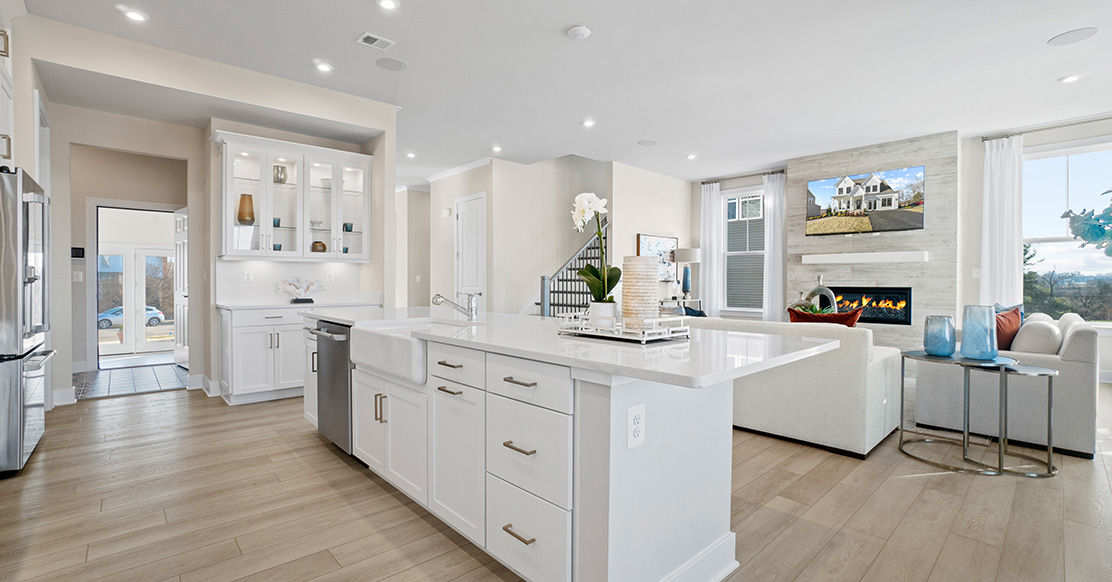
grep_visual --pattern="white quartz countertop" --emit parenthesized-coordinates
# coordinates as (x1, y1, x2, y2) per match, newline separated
(301, 307, 437, 327)
(216, 298, 383, 311)
(395, 313, 838, 388)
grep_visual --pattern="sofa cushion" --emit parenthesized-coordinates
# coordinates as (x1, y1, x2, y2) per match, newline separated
(1025, 312, 1053, 323)
(787, 307, 863, 327)
(995, 307, 1022, 350)
(1011, 320, 1063, 354)
(1058, 312, 1084, 339)
(994, 302, 1024, 319)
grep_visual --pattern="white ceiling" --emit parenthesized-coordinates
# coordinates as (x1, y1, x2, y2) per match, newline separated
(24, 0, 1112, 188)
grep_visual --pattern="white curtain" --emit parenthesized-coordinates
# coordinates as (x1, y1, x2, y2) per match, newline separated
(700, 182, 723, 316)
(979, 135, 1024, 305)
(762, 172, 787, 321)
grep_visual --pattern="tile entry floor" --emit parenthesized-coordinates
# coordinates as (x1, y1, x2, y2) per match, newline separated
(72, 364, 189, 399)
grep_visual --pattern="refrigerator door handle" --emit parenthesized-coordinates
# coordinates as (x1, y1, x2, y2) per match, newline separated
(24, 350, 56, 371)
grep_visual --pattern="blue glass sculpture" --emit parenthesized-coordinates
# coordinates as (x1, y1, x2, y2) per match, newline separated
(681, 265, 692, 295)
(960, 305, 998, 360)
(923, 315, 956, 357)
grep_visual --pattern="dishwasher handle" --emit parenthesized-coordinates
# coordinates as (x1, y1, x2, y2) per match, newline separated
(307, 328, 348, 342)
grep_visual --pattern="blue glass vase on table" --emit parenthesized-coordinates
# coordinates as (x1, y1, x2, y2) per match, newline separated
(923, 315, 956, 357)
(960, 305, 998, 360)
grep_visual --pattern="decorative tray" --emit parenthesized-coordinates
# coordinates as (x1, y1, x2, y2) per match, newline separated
(556, 312, 690, 344)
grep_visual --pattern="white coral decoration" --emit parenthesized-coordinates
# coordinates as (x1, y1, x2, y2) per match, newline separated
(278, 277, 317, 298)
(570, 192, 608, 232)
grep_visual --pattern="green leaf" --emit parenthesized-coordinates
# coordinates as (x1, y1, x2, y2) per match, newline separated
(605, 266, 622, 296)
(580, 263, 601, 281)
(577, 266, 606, 302)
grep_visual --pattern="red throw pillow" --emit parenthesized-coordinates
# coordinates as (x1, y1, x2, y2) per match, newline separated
(996, 307, 1022, 350)
(787, 307, 864, 328)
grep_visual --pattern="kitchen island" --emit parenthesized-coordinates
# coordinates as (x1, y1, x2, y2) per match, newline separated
(320, 310, 837, 582)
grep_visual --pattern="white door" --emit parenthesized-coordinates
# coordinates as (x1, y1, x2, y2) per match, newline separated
(430, 381, 486, 545)
(134, 248, 176, 354)
(273, 324, 307, 389)
(173, 209, 188, 368)
(232, 327, 274, 394)
(384, 382, 429, 505)
(352, 371, 387, 473)
(454, 193, 487, 310)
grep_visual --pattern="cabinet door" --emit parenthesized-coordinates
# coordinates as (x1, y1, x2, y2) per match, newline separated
(305, 155, 339, 258)
(384, 382, 429, 505)
(304, 338, 318, 426)
(430, 380, 485, 545)
(338, 161, 371, 260)
(352, 371, 387, 473)
(267, 151, 304, 257)
(231, 327, 273, 394)
(274, 324, 306, 389)
(225, 146, 267, 256)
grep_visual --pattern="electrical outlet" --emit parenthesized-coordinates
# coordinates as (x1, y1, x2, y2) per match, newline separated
(627, 404, 646, 449)
(326, 272, 335, 284)
(243, 271, 254, 283)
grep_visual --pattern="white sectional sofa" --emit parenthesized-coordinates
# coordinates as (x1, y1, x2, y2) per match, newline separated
(915, 313, 1098, 457)
(689, 318, 903, 457)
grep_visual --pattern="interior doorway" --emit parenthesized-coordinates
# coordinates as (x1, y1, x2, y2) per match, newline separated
(85, 207, 184, 396)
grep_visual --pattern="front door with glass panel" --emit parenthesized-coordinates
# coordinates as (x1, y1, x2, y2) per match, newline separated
(97, 244, 175, 357)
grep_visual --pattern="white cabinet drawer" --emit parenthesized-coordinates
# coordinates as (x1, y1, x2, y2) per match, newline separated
(486, 474, 571, 582)
(486, 393, 572, 509)
(232, 309, 302, 327)
(486, 353, 572, 414)
(428, 342, 485, 388)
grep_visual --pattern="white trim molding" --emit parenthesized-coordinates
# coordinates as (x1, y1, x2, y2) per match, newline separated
(801, 250, 929, 265)
(426, 157, 492, 183)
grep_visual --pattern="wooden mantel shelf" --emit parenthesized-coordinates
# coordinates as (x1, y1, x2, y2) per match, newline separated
(800, 251, 929, 265)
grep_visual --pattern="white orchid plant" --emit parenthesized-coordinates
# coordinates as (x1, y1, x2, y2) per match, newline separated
(571, 192, 620, 303)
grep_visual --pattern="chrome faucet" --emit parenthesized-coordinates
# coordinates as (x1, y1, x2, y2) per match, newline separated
(432, 292, 481, 322)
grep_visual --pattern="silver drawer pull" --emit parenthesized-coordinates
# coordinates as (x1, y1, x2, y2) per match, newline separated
(437, 385, 463, 396)
(502, 440, 536, 456)
(264, 315, 284, 319)
(437, 360, 463, 369)
(503, 376, 537, 388)
(502, 523, 536, 546)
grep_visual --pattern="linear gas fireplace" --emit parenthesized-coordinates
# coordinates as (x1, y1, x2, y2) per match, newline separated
(823, 286, 912, 325)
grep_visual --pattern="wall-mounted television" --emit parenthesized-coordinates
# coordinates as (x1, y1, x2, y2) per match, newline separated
(805, 165, 925, 236)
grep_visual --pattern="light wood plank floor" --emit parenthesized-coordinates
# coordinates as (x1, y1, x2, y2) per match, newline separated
(2, 384, 1111, 581)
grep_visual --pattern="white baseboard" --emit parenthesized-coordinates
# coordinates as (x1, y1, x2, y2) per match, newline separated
(201, 376, 219, 397)
(1101, 370, 1112, 384)
(53, 387, 77, 406)
(71, 360, 90, 373)
(221, 387, 303, 406)
(660, 531, 738, 582)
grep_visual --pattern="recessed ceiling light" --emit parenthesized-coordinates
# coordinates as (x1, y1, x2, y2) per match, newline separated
(567, 25, 591, 40)
(240, 152, 249, 157)
(581, 118, 596, 128)
(491, 145, 503, 153)
(1058, 71, 1089, 84)
(277, 157, 286, 162)
(686, 153, 697, 160)
(376, 57, 408, 72)
(637, 139, 658, 147)
(378, 0, 399, 9)
(406, 152, 416, 159)
(115, 5, 149, 22)
(312, 59, 334, 73)
(1047, 27, 1099, 46)
(312, 163, 321, 167)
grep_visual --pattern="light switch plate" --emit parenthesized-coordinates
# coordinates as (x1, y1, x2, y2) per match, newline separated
(243, 271, 254, 283)
(627, 404, 646, 449)
(72, 270, 83, 283)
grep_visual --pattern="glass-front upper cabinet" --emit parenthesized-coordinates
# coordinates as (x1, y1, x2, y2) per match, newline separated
(227, 147, 266, 256)
(340, 162, 371, 260)
(267, 151, 303, 257)
(306, 156, 337, 257)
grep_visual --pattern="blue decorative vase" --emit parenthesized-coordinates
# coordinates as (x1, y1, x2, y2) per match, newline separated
(681, 265, 691, 295)
(960, 305, 998, 360)
(923, 315, 956, 357)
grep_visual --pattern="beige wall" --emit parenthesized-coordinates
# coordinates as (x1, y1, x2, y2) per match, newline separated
(429, 162, 493, 308)
(407, 188, 431, 307)
(609, 162, 694, 302)
(11, 14, 398, 397)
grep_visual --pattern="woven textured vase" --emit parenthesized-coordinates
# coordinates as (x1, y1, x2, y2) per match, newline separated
(622, 256, 659, 330)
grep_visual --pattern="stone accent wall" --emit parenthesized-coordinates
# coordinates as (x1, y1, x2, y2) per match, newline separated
(785, 132, 960, 348)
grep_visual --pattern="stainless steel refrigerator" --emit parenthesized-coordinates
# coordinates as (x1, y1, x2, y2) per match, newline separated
(0, 169, 53, 473)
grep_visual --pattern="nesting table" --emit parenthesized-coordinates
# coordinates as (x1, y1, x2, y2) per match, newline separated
(899, 350, 1058, 478)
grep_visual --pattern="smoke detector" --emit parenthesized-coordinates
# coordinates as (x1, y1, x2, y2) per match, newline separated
(566, 25, 591, 40)
(357, 32, 397, 51)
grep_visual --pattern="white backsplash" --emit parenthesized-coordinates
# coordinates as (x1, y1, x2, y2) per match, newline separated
(215, 259, 373, 304)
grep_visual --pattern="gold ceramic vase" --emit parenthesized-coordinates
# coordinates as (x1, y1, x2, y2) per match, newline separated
(236, 194, 255, 225)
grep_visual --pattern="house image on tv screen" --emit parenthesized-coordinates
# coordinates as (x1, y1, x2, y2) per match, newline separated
(805, 165, 925, 236)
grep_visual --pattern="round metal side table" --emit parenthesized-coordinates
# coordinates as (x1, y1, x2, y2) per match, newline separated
(899, 350, 1058, 478)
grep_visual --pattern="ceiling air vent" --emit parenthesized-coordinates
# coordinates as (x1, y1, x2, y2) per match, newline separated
(357, 32, 396, 51)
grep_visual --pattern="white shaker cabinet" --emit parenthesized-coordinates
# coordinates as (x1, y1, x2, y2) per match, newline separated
(216, 306, 308, 405)
(384, 382, 428, 505)
(429, 380, 486, 546)
(351, 369, 387, 474)
(304, 331, 318, 426)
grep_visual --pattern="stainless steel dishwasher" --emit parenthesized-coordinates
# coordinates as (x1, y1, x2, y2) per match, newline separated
(310, 321, 352, 454)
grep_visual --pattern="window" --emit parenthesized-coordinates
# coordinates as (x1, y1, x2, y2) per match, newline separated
(1022, 143, 1112, 320)
(722, 188, 765, 311)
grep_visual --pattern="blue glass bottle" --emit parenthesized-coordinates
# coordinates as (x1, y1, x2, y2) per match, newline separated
(960, 305, 998, 360)
(923, 315, 956, 357)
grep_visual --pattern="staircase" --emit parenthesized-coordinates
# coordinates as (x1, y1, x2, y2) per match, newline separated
(539, 221, 608, 317)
